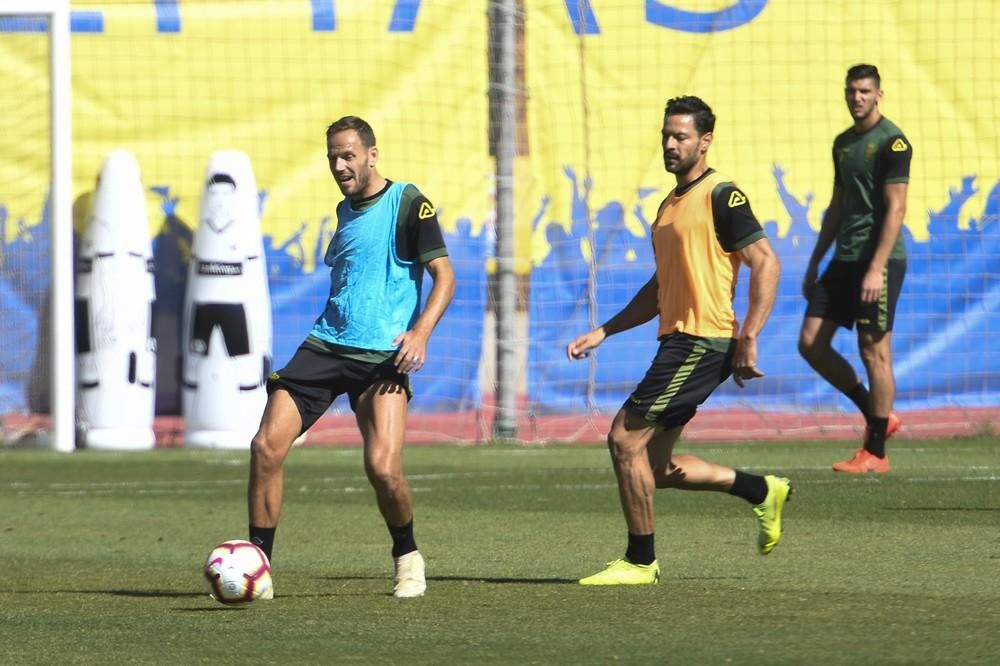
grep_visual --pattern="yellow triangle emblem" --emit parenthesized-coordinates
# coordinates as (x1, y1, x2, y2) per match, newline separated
(728, 191, 747, 208)
(891, 138, 908, 152)
(418, 202, 435, 219)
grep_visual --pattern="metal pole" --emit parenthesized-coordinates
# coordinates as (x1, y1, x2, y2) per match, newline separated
(489, 0, 517, 440)
(49, 0, 75, 452)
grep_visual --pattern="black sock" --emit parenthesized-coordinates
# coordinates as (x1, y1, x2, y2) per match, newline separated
(729, 470, 768, 505)
(625, 532, 655, 565)
(249, 525, 276, 562)
(388, 520, 418, 558)
(845, 383, 871, 420)
(865, 417, 889, 458)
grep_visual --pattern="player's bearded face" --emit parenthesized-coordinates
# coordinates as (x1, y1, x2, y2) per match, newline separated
(327, 130, 374, 196)
(661, 114, 707, 175)
(844, 78, 881, 121)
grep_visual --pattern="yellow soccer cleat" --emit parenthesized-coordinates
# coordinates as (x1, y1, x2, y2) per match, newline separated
(753, 475, 793, 555)
(579, 558, 659, 586)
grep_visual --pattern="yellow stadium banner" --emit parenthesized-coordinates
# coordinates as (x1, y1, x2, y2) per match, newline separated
(525, 0, 998, 262)
(2, 1, 493, 271)
(0, 0, 997, 267)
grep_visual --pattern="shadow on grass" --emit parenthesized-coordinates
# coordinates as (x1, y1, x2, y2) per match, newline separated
(110, 589, 206, 598)
(320, 574, 578, 585)
(884, 507, 1000, 512)
(9, 589, 207, 598)
(432, 575, 579, 584)
(321, 574, 751, 585)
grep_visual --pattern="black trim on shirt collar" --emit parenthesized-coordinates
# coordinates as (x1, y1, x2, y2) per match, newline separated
(350, 179, 393, 210)
(674, 168, 715, 197)
(851, 116, 886, 136)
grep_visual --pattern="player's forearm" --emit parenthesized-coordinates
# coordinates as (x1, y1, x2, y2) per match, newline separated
(411, 270, 455, 337)
(869, 205, 905, 270)
(741, 252, 780, 339)
(600, 276, 659, 337)
(808, 211, 839, 267)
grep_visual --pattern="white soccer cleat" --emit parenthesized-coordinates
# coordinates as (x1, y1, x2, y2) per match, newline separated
(392, 550, 426, 598)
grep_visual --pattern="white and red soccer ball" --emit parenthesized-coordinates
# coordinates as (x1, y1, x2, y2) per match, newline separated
(203, 540, 273, 604)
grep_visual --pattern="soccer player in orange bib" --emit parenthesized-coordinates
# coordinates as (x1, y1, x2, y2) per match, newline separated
(566, 96, 791, 585)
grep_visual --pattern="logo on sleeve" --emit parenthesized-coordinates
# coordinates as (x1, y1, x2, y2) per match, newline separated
(418, 202, 436, 219)
(727, 191, 747, 208)
(891, 138, 908, 152)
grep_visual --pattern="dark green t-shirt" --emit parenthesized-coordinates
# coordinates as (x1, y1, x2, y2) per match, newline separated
(831, 116, 912, 261)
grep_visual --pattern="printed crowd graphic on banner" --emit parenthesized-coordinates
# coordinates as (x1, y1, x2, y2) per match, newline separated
(0, 0, 997, 417)
(527, 166, 1000, 412)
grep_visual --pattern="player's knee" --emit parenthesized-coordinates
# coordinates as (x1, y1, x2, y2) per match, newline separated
(364, 452, 403, 491)
(658, 457, 689, 488)
(858, 331, 887, 359)
(250, 432, 284, 475)
(798, 330, 820, 360)
(607, 432, 642, 467)
(652, 461, 681, 488)
(606, 429, 624, 454)
(858, 343, 890, 369)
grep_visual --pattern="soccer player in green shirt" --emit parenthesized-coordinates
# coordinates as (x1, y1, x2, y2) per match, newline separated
(800, 64, 911, 473)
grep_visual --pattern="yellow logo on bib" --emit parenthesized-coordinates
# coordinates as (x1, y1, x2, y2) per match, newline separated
(728, 191, 747, 208)
(418, 202, 435, 219)
(891, 138, 908, 152)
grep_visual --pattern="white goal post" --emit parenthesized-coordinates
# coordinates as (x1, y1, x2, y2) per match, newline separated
(0, 0, 73, 451)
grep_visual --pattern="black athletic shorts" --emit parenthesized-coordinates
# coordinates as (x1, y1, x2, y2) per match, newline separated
(806, 258, 906, 332)
(266, 344, 411, 433)
(623, 332, 735, 429)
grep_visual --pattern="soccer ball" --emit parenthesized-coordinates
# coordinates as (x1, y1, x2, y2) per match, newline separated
(203, 540, 273, 605)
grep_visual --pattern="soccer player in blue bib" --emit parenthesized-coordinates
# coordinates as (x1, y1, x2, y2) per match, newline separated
(247, 116, 455, 598)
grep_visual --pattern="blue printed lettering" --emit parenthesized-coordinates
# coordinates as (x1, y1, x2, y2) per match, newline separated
(0, 11, 104, 33)
(645, 0, 768, 34)
(388, 0, 421, 32)
(311, 0, 336, 32)
(154, 0, 181, 34)
(564, 0, 600, 35)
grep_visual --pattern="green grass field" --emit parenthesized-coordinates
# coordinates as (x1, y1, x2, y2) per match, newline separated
(3, 437, 999, 665)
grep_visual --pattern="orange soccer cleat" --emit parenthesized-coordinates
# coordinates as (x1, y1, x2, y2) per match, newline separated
(832, 448, 890, 474)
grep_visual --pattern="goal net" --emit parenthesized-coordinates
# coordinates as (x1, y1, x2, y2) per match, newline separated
(1, 1, 996, 447)
(523, 0, 1000, 441)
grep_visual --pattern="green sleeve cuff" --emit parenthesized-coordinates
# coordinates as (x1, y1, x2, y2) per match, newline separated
(731, 229, 767, 251)
(419, 247, 449, 264)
